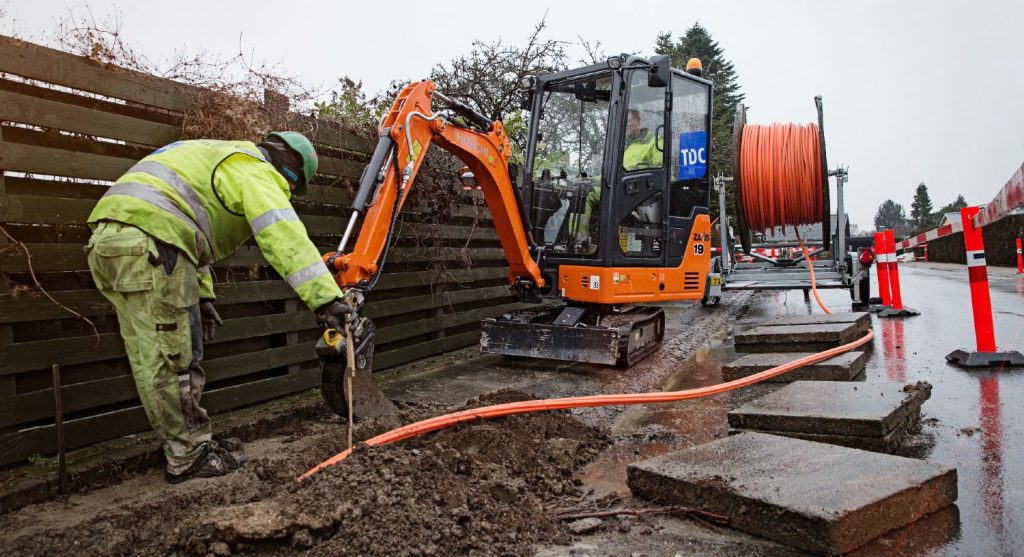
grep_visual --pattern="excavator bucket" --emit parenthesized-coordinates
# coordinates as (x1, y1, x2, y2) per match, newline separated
(316, 319, 397, 419)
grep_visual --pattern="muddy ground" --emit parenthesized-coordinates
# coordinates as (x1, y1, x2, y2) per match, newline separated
(1, 294, 762, 557)
(3, 392, 610, 556)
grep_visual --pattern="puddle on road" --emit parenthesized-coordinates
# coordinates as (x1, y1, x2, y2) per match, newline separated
(581, 323, 781, 495)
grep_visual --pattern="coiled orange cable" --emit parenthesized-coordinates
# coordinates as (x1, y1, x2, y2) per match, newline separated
(298, 328, 871, 481)
(739, 123, 823, 232)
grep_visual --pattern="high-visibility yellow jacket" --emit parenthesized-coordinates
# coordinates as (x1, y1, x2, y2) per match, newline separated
(87, 139, 342, 310)
(624, 132, 661, 171)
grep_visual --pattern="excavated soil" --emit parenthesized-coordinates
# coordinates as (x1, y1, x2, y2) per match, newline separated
(4, 391, 608, 557)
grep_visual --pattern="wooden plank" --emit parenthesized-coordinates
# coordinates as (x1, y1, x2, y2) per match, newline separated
(0, 35, 193, 112)
(0, 193, 494, 228)
(0, 88, 179, 146)
(1, 232, 503, 272)
(289, 113, 375, 155)
(374, 330, 481, 369)
(0, 368, 320, 466)
(315, 155, 363, 181)
(0, 285, 512, 375)
(0, 267, 510, 324)
(0, 139, 134, 181)
(376, 302, 524, 344)
(0, 340, 317, 429)
(0, 310, 314, 374)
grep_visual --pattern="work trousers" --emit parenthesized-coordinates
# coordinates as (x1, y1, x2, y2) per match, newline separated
(85, 222, 211, 474)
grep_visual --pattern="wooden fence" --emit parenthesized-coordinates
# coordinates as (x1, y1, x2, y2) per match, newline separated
(0, 35, 520, 466)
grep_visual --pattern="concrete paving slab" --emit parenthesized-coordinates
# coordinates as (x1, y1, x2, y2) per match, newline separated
(736, 322, 861, 345)
(728, 426, 904, 453)
(722, 351, 868, 382)
(758, 312, 871, 330)
(627, 432, 958, 555)
(727, 381, 931, 438)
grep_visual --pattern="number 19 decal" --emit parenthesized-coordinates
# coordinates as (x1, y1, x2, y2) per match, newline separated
(693, 243, 705, 255)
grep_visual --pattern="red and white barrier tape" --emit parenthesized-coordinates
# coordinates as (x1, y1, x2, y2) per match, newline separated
(973, 162, 1024, 229)
(899, 220, 963, 250)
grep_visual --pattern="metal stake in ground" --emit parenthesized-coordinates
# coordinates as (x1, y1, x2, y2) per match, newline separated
(946, 206, 1024, 367)
(877, 229, 919, 318)
(51, 364, 68, 496)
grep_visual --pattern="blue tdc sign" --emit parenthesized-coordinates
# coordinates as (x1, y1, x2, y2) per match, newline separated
(678, 131, 707, 181)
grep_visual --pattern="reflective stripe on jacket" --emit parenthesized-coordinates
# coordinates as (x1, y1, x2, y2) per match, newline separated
(88, 139, 342, 309)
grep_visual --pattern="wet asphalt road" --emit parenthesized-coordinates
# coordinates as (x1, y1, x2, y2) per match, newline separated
(862, 263, 1022, 556)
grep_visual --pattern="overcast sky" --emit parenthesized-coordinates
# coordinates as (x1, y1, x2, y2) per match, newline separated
(3, 0, 1023, 230)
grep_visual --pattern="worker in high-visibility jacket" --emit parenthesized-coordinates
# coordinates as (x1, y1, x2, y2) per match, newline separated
(568, 109, 662, 240)
(85, 132, 352, 483)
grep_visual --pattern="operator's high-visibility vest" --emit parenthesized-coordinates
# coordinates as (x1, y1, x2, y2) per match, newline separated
(88, 139, 342, 309)
(624, 133, 661, 171)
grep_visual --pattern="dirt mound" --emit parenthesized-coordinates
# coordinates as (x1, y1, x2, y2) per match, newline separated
(7, 391, 608, 556)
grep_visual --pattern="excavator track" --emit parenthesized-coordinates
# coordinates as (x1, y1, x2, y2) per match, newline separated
(480, 305, 666, 367)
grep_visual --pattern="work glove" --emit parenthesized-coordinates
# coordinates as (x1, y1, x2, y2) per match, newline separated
(199, 300, 224, 341)
(316, 299, 355, 331)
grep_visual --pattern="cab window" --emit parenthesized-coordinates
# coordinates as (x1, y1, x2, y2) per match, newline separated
(669, 75, 710, 218)
(622, 71, 665, 172)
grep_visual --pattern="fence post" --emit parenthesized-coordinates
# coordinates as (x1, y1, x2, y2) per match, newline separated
(946, 206, 1024, 367)
(878, 229, 919, 317)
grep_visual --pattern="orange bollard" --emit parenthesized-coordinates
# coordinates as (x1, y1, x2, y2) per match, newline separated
(1017, 237, 1022, 274)
(946, 207, 1024, 367)
(873, 232, 892, 307)
(878, 230, 919, 317)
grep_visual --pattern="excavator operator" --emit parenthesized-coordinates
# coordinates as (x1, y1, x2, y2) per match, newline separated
(567, 109, 662, 241)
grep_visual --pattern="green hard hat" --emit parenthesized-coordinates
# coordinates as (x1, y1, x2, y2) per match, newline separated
(267, 131, 318, 195)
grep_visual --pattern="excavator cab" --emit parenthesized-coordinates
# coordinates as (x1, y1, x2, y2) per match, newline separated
(479, 56, 715, 366)
(519, 56, 712, 296)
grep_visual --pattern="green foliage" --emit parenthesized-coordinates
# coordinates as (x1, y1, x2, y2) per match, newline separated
(874, 199, 907, 231)
(655, 23, 744, 222)
(28, 453, 51, 466)
(936, 194, 968, 217)
(909, 182, 934, 232)
(315, 77, 404, 134)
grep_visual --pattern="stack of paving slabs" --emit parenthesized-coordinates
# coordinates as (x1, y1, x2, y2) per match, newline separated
(726, 312, 871, 381)
(627, 432, 957, 555)
(727, 381, 932, 453)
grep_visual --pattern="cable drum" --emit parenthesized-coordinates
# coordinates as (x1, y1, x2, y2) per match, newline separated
(732, 97, 830, 253)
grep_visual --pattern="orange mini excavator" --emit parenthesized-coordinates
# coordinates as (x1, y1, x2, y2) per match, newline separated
(317, 55, 714, 416)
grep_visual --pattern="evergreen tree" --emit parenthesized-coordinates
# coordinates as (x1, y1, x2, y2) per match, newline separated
(655, 23, 744, 228)
(874, 199, 907, 231)
(936, 194, 968, 217)
(909, 182, 934, 232)
(656, 23, 744, 177)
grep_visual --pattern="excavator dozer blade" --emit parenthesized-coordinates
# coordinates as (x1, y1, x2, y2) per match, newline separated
(480, 305, 665, 368)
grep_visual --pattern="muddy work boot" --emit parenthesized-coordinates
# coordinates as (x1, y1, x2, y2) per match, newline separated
(165, 441, 246, 484)
(212, 435, 244, 452)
